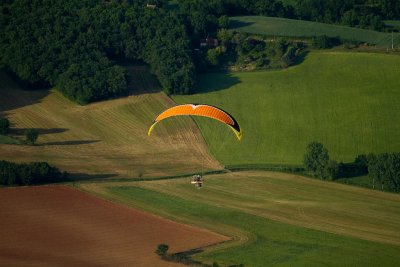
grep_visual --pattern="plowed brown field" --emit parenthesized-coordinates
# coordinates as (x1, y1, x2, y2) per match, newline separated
(0, 186, 228, 266)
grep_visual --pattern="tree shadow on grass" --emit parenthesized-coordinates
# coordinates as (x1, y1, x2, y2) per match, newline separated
(335, 162, 368, 179)
(67, 173, 118, 182)
(166, 249, 204, 266)
(41, 140, 100, 146)
(292, 50, 310, 67)
(165, 247, 244, 267)
(193, 72, 241, 94)
(0, 70, 50, 115)
(229, 19, 255, 30)
(124, 64, 161, 95)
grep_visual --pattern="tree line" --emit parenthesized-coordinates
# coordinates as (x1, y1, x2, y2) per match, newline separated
(0, 160, 67, 186)
(293, 0, 400, 31)
(177, 0, 400, 36)
(304, 142, 400, 192)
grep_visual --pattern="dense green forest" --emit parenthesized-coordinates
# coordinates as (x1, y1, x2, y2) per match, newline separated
(0, 0, 195, 103)
(1, 0, 399, 103)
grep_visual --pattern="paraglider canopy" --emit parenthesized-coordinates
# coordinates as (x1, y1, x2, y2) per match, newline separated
(148, 104, 242, 140)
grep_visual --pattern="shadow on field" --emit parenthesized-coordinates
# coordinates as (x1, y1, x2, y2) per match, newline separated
(194, 72, 241, 94)
(68, 173, 118, 182)
(42, 140, 100, 146)
(0, 70, 50, 115)
(124, 65, 161, 95)
(167, 248, 204, 265)
(10, 127, 68, 136)
(229, 19, 255, 30)
(292, 50, 310, 67)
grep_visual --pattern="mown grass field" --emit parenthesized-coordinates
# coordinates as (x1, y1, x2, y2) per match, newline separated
(79, 171, 400, 267)
(173, 51, 400, 167)
(230, 16, 400, 48)
(0, 68, 221, 178)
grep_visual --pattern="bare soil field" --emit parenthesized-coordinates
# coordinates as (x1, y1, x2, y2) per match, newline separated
(0, 185, 228, 266)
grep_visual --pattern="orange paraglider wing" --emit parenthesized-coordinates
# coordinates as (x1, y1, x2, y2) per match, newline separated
(148, 104, 242, 140)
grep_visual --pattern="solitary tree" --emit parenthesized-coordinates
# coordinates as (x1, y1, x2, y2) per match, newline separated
(25, 129, 39, 145)
(155, 243, 169, 257)
(303, 142, 330, 179)
(0, 118, 10, 135)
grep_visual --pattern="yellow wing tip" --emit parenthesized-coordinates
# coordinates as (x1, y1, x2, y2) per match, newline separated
(228, 125, 242, 141)
(236, 131, 243, 141)
(148, 122, 157, 136)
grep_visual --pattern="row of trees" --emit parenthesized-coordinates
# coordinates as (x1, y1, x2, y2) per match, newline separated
(294, 0, 400, 31)
(0, 0, 195, 103)
(177, 0, 297, 37)
(177, 0, 400, 34)
(0, 160, 67, 186)
(304, 142, 400, 192)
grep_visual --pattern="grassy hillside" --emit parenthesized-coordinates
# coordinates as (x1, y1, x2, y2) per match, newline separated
(230, 16, 400, 48)
(173, 52, 400, 167)
(79, 171, 400, 266)
(0, 68, 221, 178)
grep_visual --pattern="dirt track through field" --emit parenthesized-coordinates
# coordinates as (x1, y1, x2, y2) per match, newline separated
(0, 186, 228, 266)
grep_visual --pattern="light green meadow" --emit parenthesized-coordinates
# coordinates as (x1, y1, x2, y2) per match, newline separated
(173, 52, 400, 167)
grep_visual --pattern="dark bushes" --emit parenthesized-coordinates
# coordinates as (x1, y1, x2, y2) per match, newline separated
(0, 160, 68, 186)
(312, 35, 342, 49)
(0, 118, 10, 135)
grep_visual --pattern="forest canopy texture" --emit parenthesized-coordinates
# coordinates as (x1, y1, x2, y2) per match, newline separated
(0, 0, 195, 103)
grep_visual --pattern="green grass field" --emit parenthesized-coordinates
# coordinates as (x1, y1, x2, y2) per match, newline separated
(173, 51, 400, 167)
(230, 16, 400, 48)
(79, 171, 400, 266)
(0, 134, 20, 145)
